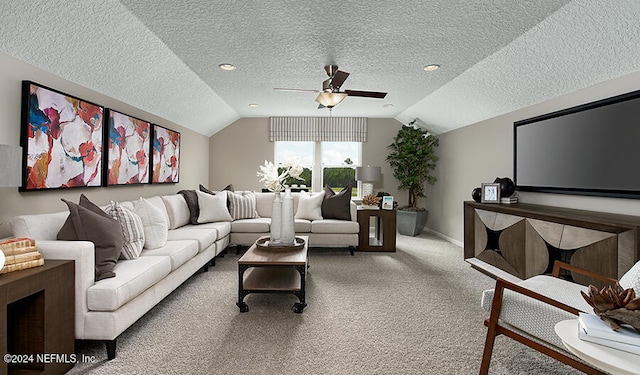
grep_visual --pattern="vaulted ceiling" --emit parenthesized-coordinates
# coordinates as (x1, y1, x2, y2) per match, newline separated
(1, 1, 639, 136)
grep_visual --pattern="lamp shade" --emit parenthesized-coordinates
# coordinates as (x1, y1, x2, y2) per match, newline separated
(315, 92, 347, 108)
(0, 144, 22, 187)
(355, 166, 381, 182)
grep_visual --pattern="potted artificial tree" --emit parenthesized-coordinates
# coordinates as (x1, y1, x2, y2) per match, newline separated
(386, 120, 439, 236)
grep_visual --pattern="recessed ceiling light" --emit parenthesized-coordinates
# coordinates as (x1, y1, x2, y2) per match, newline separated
(249, 103, 259, 108)
(219, 63, 236, 71)
(423, 64, 440, 71)
(383, 103, 394, 108)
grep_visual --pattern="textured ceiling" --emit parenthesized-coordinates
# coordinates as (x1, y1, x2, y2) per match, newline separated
(1, 1, 639, 136)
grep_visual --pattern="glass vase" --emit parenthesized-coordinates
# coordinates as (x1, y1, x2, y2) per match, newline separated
(281, 188, 295, 245)
(270, 191, 282, 244)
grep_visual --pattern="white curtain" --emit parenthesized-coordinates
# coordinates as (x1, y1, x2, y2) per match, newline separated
(269, 117, 367, 142)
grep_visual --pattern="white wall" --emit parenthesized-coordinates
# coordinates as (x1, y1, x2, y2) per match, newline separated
(427, 70, 640, 243)
(0, 52, 210, 237)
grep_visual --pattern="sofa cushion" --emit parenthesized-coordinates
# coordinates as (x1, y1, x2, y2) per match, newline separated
(178, 190, 200, 225)
(196, 190, 233, 223)
(295, 191, 324, 220)
(311, 219, 360, 234)
(620, 260, 640, 295)
(231, 218, 271, 233)
(140, 239, 199, 271)
(86, 255, 172, 311)
(322, 185, 353, 220)
(104, 201, 145, 260)
(167, 228, 217, 253)
(161, 194, 190, 229)
(228, 191, 259, 220)
(58, 195, 123, 281)
(11, 211, 69, 241)
(192, 221, 232, 239)
(481, 275, 591, 349)
(132, 197, 168, 249)
(295, 219, 311, 233)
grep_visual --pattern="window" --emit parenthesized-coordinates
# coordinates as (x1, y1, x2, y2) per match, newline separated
(322, 142, 360, 196)
(274, 141, 314, 188)
(274, 141, 361, 195)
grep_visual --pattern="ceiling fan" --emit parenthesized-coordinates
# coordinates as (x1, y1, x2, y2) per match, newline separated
(274, 65, 387, 109)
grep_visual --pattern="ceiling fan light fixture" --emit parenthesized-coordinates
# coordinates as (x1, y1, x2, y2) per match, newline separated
(219, 63, 236, 71)
(423, 64, 440, 71)
(315, 92, 347, 108)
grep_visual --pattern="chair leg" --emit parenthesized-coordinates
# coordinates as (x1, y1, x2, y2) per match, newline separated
(479, 319, 498, 375)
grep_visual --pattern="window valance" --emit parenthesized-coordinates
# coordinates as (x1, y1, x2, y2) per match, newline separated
(269, 117, 367, 142)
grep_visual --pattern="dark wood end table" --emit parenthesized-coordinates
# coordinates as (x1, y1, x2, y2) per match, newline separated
(357, 207, 397, 252)
(0, 259, 75, 375)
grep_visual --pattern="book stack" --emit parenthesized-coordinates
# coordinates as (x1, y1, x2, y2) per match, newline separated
(577, 312, 640, 355)
(0, 237, 44, 274)
(501, 196, 518, 204)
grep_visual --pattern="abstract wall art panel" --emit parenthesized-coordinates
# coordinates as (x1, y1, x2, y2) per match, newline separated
(20, 81, 104, 191)
(151, 124, 180, 183)
(105, 109, 151, 185)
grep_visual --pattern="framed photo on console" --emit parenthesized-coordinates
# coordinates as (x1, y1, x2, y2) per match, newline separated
(481, 183, 501, 203)
(20, 81, 104, 191)
(151, 124, 180, 183)
(105, 109, 151, 186)
(381, 196, 394, 210)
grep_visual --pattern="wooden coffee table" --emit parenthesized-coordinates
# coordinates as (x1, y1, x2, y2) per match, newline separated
(237, 236, 308, 313)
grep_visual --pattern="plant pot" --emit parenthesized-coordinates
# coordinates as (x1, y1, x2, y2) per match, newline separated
(397, 209, 428, 236)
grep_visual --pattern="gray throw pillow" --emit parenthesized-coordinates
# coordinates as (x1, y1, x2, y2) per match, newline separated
(321, 185, 353, 220)
(58, 195, 124, 281)
(178, 190, 200, 225)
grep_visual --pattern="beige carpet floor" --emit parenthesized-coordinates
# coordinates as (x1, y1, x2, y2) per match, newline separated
(68, 232, 581, 374)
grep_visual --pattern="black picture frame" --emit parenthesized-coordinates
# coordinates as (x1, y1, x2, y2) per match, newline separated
(151, 124, 180, 183)
(20, 81, 105, 191)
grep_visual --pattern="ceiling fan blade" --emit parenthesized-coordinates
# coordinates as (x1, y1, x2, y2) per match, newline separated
(331, 70, 350, 90)
(274, 88, 319, 93)
(317, 103, 326, 109)
(345, 90, 387, 99)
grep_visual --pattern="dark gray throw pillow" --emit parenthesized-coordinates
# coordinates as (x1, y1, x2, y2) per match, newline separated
(321, 184, 353, 220)
(58, 195, 123, 281)
(178, 190, 200, 225)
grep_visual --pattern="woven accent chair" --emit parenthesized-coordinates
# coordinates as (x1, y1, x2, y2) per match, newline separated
(479, 261, 622, 375)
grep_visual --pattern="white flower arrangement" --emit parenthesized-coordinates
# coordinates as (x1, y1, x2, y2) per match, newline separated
(257, 157, 304, 192)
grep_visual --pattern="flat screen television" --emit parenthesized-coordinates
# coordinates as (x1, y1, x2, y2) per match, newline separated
(514, 88, 640, 199)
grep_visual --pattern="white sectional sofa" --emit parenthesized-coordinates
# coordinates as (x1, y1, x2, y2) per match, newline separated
(10, 189, 359, 360)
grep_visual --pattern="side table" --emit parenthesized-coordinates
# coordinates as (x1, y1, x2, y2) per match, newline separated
(1, 260, 75, 375)
(357, 207, 396, 252)
(554, 319, 640, 375)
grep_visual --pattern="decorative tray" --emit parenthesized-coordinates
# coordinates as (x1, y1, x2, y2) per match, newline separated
(255, 237, 306, 252)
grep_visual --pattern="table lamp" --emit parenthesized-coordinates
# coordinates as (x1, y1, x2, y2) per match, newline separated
(0, 144, 22, 188)
(356, 166, 381, 197)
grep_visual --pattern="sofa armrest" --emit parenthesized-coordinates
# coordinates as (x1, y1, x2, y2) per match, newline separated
(37, 240, 95, 321)
(350, 201, 357, 222)
(551, 260, 619, 285)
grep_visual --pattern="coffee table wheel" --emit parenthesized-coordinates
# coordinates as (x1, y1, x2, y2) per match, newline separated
(292, 302, 307, 314)
(237, 302, 249, 313)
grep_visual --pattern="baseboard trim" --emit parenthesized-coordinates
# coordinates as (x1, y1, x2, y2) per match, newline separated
(423, 227, 463, 248)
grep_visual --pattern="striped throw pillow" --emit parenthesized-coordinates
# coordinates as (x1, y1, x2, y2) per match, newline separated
(105, 201, 145, 259)
(228, 191, 259, 220)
